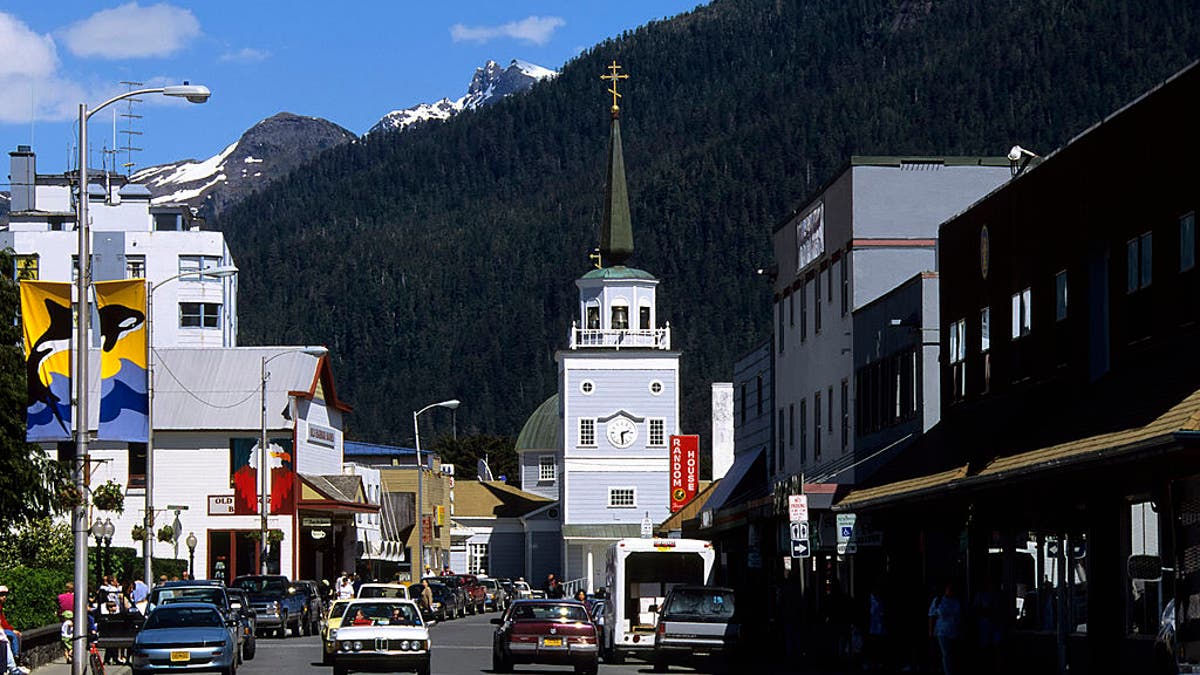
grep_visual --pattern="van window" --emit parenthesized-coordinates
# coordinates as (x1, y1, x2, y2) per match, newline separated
(662, 589, 735, 621)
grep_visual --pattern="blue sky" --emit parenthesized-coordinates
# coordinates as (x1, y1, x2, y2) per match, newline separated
(0, 1, 705, 176)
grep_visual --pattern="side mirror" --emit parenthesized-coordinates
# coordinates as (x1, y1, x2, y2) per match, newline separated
(490, 618, 503, 625)
(648, 604, 658, 614)
(1128, 554, 1164, 581)
(226, 618, 239, 627)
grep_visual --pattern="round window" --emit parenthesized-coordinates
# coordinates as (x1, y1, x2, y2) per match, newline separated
(580, 380, 595, 395)
(649, 380, 664, 395)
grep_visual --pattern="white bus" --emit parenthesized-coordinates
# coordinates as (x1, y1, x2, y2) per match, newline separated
(601, 538, 716, 663)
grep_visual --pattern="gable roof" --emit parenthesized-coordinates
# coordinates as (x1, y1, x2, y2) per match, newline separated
(454, 480, 552, 519)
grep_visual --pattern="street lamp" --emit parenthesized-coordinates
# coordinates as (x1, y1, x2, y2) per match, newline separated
(72, 82, 210, 675)
(185, 532, 198, 579)
(413, 399, 460, 575)
(144, 264, 237, 587)
(89, 519, 105, 589)
(260, 346, 328, 573)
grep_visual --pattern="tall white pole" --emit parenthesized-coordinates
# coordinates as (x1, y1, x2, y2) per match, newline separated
(72, 102, 90, 675)
(413, 410, 423, 575)
(144, 281, 155, 586)
(260, 356, 270, 573)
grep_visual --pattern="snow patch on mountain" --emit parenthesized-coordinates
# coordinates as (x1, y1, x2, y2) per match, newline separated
(368, 58, 557, 136)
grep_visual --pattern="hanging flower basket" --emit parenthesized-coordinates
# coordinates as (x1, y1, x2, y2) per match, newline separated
(267, 529, 285, 545)
(92, 480, 125, 513)
(245, 530, 262, 542)
(157, 525, 175, 543)
(131, 525, 147, 542)
(58, 485, 84, 510)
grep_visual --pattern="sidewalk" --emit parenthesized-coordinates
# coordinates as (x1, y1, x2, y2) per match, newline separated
(33, 661, 130, 675)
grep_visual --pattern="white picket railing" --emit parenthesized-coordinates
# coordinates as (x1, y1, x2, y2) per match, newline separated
(569, 323, 671, 350)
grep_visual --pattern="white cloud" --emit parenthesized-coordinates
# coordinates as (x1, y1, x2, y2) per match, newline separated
(219, 47, 270, 64)
(61, 3, 201, 60)
(450, 15, 565, 46)
(0, 12, 85, 123)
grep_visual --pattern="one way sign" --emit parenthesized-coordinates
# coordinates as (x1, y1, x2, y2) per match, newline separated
(791, 538, 811, 559)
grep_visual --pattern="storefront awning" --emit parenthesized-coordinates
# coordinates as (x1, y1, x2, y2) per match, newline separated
(702, 446, 766, 514)
(837, 386, 1200, 511)
(298, 474, 379, 514)
(361, 539, 406, 562)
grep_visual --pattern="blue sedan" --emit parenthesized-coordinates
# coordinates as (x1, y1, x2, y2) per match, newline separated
(130, 602, 239, 675)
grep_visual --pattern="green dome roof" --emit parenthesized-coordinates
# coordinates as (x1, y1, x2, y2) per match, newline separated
(515, 394, 561, 451)
(580, 265, 656, 281)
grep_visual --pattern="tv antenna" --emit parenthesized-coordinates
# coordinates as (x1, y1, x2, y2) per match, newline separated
(116, 81, 145, 175)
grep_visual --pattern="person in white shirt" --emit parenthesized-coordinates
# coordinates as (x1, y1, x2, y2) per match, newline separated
(336, 574, 355, 600)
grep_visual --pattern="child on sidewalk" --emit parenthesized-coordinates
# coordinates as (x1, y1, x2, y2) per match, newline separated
(61, 610, 74, 664)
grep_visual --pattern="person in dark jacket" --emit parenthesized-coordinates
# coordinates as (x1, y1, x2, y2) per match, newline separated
(546, 574, 565, 599)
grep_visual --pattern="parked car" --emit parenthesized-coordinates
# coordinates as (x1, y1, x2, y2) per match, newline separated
(357, 583, 411, 600)
(322, 598, 356, 666)
(491, 599, 598, 675)
(589, 598, 608, 656)
(231, 575, 306, 638)
(651, 585, 739, 672)
(224, 588, 258, 662)
(146, 582, 245, 658)
(328, 598, 430, 675)
(511, 580, 533, 599)
(425, 582, 458, 622)
(129, 602, 239, 675)
(295, 580, 326, 636)
(456, 574, 489, 614)
(427, 576, 472, 616)
(479, 578, 509, 611)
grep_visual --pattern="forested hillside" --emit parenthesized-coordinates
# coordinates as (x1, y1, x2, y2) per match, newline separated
(217, 0, 1200, 457)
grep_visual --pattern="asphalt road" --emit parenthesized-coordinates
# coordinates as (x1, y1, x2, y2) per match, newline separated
(235, 612, 678, 675)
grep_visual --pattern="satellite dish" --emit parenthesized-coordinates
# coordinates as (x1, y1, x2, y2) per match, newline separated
(477, 458, 495, 482)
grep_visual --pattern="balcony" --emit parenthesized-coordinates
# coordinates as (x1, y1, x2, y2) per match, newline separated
(569, 322, 671, 350)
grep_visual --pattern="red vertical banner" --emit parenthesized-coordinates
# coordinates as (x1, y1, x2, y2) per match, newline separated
(269, 438, 296, 515)
(669, 434, 700, 512)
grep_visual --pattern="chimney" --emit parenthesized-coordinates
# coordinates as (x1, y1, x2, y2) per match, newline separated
(9, 145, 36, 212)
(710, 383, 734, 480)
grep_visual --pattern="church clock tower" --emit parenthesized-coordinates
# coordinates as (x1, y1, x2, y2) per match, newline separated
(556, 62, 681, 591)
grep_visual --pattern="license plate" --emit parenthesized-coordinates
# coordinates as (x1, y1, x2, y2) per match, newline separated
(170, 651, 190, 662)
(542, 637, 563, 647)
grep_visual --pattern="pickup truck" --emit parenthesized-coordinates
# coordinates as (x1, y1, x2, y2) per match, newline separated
(232, 574, 307, 638)
(651, 585, 740, 672)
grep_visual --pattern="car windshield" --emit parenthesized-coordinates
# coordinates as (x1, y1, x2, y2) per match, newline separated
(340, 602, 423, 626)
(145, 606, 223, 630)
(151, 588, 223, 607)
(234, 578, 287, 594)
(359, 586, 407, 599)
(663, 590, 735, 619)
(480, 580, 498, 589)
(510, 604, 589, 623)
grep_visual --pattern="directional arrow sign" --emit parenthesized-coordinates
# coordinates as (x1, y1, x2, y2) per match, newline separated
(791, 538, 811, 559)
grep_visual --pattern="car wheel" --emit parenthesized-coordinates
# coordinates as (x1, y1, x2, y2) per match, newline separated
(333, 667, 348, 675)
(607, 648, 624, 664)
(322, 650, 332, 666)
(492, 648, 512, 673)
(652, 657, 668, 673)
(416, 660, 431, 675)
(243, 635, 256, 661)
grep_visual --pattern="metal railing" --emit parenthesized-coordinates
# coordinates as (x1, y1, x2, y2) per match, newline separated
(569, 322, 671, 350)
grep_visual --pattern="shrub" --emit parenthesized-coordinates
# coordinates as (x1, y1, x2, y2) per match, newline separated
(0, 566, 72, 629)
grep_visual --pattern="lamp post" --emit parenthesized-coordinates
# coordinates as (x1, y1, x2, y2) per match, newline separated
(260, 346, 328, 573)
(73, 82, 210, 675)
(413, 399, 460, 575)
(144, 265, 237, 587)
(101, 517, 115, 584)
(185, 532, 198, 580)
(89, 519, 105, 589)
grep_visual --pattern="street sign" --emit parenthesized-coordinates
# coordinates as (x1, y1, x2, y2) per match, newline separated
(836, 513, 856, 543)
(788, 494, 809, 523)
(791, 538, 810, 558)
(640, 515, 654, 539)
(166, 504, 189, 511)
(302, 517, 331, 527)
(789, 521, 809, 540)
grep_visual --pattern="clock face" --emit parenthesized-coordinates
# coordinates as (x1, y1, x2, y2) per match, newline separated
(606, 417, 638, 449)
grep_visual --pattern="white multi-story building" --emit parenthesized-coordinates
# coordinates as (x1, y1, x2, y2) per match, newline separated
(3, 145, 237, 348)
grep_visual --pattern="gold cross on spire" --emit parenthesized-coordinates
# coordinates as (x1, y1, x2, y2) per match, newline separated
(600, 60, 629, 117)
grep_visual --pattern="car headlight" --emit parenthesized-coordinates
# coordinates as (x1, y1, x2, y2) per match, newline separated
(328, 629, 337, 639)
(353, 640, 363, 651)
(271, 601, 281, 615)
(401, 640, 411, 651)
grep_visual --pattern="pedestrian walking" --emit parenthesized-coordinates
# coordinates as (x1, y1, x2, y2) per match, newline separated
(57, 582, 74, 621)
(60, 611, 74, 664)
(419, 580, 434, 620)
(929, 582, 963, 675)
(337, 574, 355, 600)
(546, 573, 564, 599)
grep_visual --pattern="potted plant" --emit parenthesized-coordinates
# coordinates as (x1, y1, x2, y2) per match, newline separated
(131, 525, 146, 542)
(92, 480, 125, 513)
(58, 485, 84, 510)
(157, 525, 175, 543)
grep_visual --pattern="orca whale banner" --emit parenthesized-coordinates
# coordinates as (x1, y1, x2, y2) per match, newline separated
(95, 279, 149, 442)
(21, 280, 73, 441)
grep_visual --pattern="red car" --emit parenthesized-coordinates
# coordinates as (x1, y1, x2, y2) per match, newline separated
(491, 600, 599, 675)
(452, 573, 488, 614)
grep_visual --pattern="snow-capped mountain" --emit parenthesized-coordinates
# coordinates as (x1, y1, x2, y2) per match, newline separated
(369, 59, 557, 136)
(132, 112, 355, 218)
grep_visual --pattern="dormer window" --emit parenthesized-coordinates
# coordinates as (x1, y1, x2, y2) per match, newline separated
(612, 302, 629, 330)
(586, 305, 601, 329)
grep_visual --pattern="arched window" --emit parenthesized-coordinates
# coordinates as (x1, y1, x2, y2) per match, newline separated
(639, 299, 652, 330)
(611, 299, 630, 330)
(585, 302, 601, 329)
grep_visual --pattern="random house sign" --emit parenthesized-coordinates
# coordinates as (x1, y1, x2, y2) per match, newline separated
(308, 422, 336, 447)
(669, 435, 700, 512)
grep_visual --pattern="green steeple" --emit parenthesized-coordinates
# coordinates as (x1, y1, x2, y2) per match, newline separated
(598, 61, 633, 267)
(600, 117, 634, 266)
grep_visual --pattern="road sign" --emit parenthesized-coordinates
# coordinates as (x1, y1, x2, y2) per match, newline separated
(836, 541, 857, 555)
(836, 513, 857, 543)
(788, 494, 809, 523)
(789, 521, 809, 540)
(791, 538, 811, 558)
(166, 504, 189, 511)
(640, 515, 654, 539)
